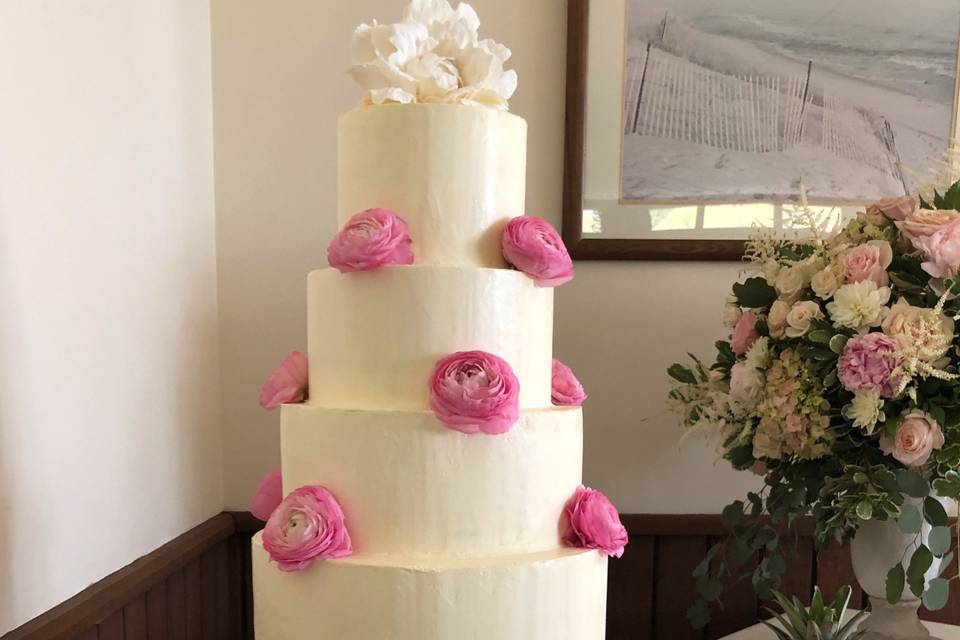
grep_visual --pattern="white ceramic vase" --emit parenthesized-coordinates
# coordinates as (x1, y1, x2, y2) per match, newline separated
(850, 498, 947, 640)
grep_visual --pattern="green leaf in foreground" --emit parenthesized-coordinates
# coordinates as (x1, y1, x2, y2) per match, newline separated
(907, 546, 933, 597)
(732, 277, 777, 309)
(924, 578, 951, 611)
(687, 598, 711, 629)
(886, 564, 905, 604)
(929, 526, 952, 557)
(667, 363, 696, 384)
(898, 503, 922, 534)
(925, 497, 949, 527)
(897, 470, 930, 498)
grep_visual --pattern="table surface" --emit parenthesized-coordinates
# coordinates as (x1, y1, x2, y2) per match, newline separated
(721, 610, 960, 639)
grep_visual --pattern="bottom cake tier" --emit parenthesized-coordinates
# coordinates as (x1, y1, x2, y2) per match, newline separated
(251, 532, 608, 639)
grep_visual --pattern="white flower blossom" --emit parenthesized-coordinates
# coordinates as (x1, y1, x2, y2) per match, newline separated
(842, 390, 884, 434)
(826, 281, 890, 331)
(349, 0, 517, 110)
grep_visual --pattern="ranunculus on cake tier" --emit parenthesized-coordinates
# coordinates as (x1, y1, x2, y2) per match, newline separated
(251, 468, 283, 521)
(551, 358, 587, 406)
(837, 332, 900, 398)
(326, 208, 414, 274)
(501, 216, 574, 287)
(562, 485, 628, 558)
(429, 350, 520, 434)
(259, 351, 309, 410)
(262, 485, 353, 572)
(880, 410, 945, 468)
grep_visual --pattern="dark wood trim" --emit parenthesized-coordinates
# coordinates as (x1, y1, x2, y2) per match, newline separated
(560, 0, 745, 262)
(2, 514, 235, 640)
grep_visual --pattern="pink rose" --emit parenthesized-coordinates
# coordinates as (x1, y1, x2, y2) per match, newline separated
(837, 333, 900, 398)
(866, 195, 916, 222)
(501, 216, 574, 287)
(842, 240, 892, 286)
(259, 352, 308, 410)
(562, 485, 628, 558)
(882, 298, 955, 362)
(880, 411, 945, 468)
(551, 358, 587, 406)
(263, 485, 352, 571)
(897, 208, 959, 241)
(251, 468, 283, 521)
(731, 311, 759, 355)
(326, 208, 414, 273)
(906, 214, 960, 278)
(429, 350, 520, 435)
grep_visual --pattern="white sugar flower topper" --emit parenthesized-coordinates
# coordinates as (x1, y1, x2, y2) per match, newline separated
(349, 0, 518, 111)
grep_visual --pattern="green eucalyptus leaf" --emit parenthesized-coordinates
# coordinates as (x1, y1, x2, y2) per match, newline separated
(898, 503, 922, 534)
(886, 564, 905, 605)
(897, 470, 930, 498)
(686, 598, 711, 629)
(929, 526, 952, 557)
(907, 546, 934, 597)
(697, 576, 723, 602)
(924, 578, 951, 611)
(925, 497, 949, 527)
(721, 501, 745, 528)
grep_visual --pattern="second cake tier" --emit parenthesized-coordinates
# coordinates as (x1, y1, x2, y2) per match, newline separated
(307, 266, 554, 410)
(282, 403, 582, 557)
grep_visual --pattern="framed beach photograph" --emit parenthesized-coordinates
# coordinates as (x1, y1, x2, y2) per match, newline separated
(562, 0, 960, 259)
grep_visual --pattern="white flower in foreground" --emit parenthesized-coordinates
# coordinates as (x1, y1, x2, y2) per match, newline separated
(811, 266, 841, 300)
(826, 281, 890, 331)
(774, 265, 805, 300)
(785, 301, 824, 338)
(722, 294, 742, 329)
(767, 299, 790, 339)
(842, 390, 884, 434)
(744, 336, 770, 371)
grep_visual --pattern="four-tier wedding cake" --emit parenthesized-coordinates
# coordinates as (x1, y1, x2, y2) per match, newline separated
(250, 2, 625, 637)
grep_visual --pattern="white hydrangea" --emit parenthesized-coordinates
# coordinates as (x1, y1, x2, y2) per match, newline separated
(826, 281, 890, 331)
(349, 0, 518, 110)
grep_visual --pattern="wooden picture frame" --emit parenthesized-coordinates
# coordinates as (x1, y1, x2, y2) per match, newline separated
(562, 0, 960, 261)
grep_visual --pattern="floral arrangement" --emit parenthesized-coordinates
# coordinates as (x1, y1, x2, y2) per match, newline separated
(349, 0, 517, 111)
(262, 485, 353, 571)
(668, 183, 960, 627)
(429, 350, 520, 434)
(327, 208, 414, 273)
(502, 216, 574, 287)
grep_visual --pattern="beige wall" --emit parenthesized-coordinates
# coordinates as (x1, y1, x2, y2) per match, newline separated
(212, 0, 759, 514)
(0, 1, 222, 632)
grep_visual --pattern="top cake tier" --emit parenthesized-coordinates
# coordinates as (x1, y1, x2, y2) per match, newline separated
(338, 104, 527, 268)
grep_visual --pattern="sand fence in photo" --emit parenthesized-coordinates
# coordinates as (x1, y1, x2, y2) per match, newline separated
(623, 44, 908, 191)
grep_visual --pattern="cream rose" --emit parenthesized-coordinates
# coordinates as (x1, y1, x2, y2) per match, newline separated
(774, 265, 804, 300)
(722, 297, 743, 329)
(811, 267, 841, 300)
(881, 298, 955, 362)
(880, 410, 945, 467)
(767, 300, 790, 339)
(785, 301, 824, 338)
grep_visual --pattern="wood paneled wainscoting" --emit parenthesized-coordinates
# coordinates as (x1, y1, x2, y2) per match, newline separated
(5, 513, 960, 640)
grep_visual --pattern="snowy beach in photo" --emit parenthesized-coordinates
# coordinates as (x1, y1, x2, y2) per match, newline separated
(622, 0, 959, 203)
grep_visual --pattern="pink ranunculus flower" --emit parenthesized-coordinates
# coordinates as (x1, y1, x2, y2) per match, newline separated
(429, 350, 520, 435)
(259, 352, 309, 410)
(837, 333, 900, 398)
(501, 216, 574, 287)
(866, 195, 916, 222)
(562, 485, 628, 558)
(326, 208, 414, 273)
(262, 485, 353, 572)
(552, 358, 587, 406)
(251, 468, 283, 521)
(907, 214, 960, 278)
(880, 410, 945, 468)
(731, 311, 759, 355)
(842, 240, 893, 286)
